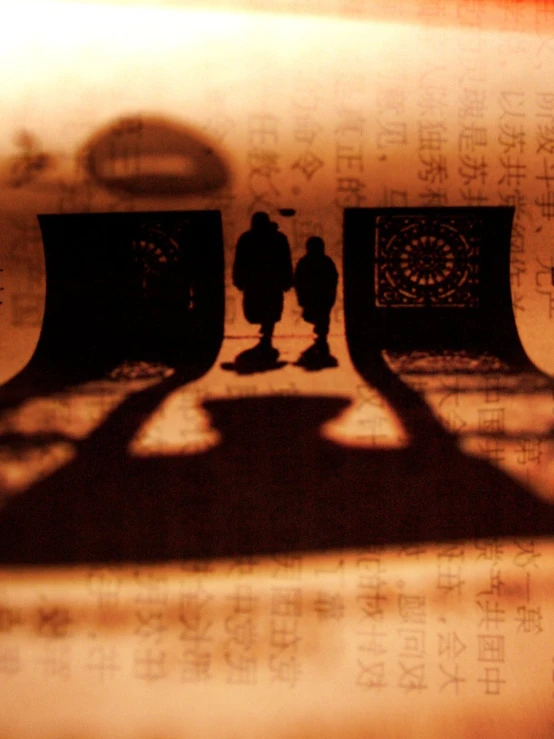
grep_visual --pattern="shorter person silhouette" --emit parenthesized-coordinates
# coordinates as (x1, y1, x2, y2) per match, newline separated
(294, 236, 338, 366)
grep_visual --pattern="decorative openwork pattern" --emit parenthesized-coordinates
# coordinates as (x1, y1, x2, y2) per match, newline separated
(131, 224, 181, 299)
(375, 214, 480, 308)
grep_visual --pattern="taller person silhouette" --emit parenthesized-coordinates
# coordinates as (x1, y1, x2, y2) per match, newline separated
(233, 212, 293, 354)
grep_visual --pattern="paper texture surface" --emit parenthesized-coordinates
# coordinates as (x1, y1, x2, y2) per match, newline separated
(1, 2, 554, 736)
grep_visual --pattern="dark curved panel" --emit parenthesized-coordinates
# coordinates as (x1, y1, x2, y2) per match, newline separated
(344, 206, 530, 366)
(0, 211, 225, 407)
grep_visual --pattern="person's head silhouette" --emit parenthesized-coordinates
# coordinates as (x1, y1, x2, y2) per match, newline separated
(306, 236, 325, 256)
(251, 211, 270, 231)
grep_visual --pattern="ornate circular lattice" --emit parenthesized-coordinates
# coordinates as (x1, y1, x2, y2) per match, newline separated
(376, 216, 479, 307)
(131, 224, 180, 297)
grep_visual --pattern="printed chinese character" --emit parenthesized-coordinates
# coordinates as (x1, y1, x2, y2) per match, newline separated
(513, 540, 541, 569)
(248, 114, 279, 146)
(181, 649, 211, 683)
(516, 438, 542, 465)
(478, 666, 505, 695)
(313, 592, 345, 621)
(459, 89, 486, 119)
(225, 650, 257, 685)
(398, 661, 427, 693)
(439, 663, 466, 694)
(134, 571, 169, 606)
(294, 115, 322, 146)
(358, 623, 387, 656)
(336, 143, 364, 173)
(0, 605, 22, 633)
(36, 605, 72, 639)
(535, 191, 554, 220)
(476, 600, 505, 630)
(458, 155, 488, 185)
(459, 125, 487, 151)
(0, 646, 21, 675)
(418, 154, 448, 184)
(272, 556, 302, 579)
(498, 156, 527, 187)
(499, 90, 525, 119)
(478, 408, 505, 434)
(478, 635, 505, 662)
(460, 188, 489, 205)
(419, 187, 448, 206)
(398, 594, 426, 624)
(228, 584, 257, 614)
(515, 606, 543, 635)
(356, 659, 386, 691)
(475, 539, 503, 563)
(135, 609, 167, 643)
(418, 85, 447, 117)
(270, 618, 301, 651)
(438, 631, 466, 661)
(377, 120, 407, 148)
(292, 150, 324, 180)
(377, 88, 405, 115)
(269, 653, 301, 687)
(38, 644, 72, 680)
(437, 546, 465, 595)
(419, 121, 447, 151)
(336, 177, 366, 207)
(498, 124, 525, 154)
(398, 628, 425, 659)
(86, 646, 121, 681)
(133, 648, 167, 681)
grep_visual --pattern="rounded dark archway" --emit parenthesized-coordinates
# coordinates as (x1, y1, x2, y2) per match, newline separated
(0, 211, 224, 409)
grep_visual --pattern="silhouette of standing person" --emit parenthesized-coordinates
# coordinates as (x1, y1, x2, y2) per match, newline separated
(294, 236, 338, 355)
(233, 212, 293, 351)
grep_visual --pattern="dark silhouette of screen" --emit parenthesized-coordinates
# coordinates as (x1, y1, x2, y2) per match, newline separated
(344, 206, 529, 365)
(0, 211, 225, 409)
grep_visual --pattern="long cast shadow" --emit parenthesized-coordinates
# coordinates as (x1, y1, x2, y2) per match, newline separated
(1, 348, 553, 565)
(3, 201, 552, 563)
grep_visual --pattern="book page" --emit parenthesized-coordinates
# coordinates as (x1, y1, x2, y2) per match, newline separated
(1, 2, 554, 737)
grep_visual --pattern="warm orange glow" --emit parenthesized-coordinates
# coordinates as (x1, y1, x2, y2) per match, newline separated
(2, 540, 554, 737)
(1, 2, 554, 738)
(2, 3, 554, 370)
